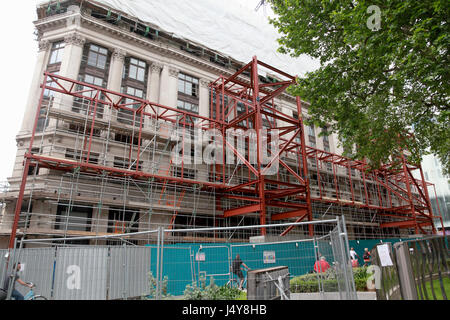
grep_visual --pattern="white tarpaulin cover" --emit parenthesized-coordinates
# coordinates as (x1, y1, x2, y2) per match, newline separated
(93, 0, 320, 77)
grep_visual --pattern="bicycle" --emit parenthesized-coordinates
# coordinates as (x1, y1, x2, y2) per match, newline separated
(23, 282, 47, 300)
(226, 273, 247, 291)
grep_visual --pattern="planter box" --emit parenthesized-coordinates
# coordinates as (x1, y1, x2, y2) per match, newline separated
(247, 266, 290, 300)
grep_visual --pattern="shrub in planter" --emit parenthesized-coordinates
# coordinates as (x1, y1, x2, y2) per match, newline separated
(183, 277, 244, 300)
(290, 267, 371, 293)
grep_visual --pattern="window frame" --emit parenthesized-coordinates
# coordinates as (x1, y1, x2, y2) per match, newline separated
(86, 44, 108, 70)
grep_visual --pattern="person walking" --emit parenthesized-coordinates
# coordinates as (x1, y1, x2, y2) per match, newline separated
(363, 248, 371, 267)
(231, 254, 250, 290)
(350, 247, 359, 261)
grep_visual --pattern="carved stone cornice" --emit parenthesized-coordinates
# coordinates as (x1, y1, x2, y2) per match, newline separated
(64, 32, 86, 47)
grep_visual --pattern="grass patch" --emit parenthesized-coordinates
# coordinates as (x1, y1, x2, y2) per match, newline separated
(418, 277, 450, 300)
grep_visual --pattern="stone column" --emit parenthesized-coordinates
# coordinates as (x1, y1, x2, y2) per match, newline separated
(159, 65, 179, 110)
(145, 62, 162, 131)
(60, 32, 85, 79)
(196, 79, 211, 180)
(56, 32, 85, 114)
(199, 78, 210, 118)
(19, 40, 51, 134)
(147, 62, 162, 103)
(108, 48, 126, 92)
(105, 48, 126, 123)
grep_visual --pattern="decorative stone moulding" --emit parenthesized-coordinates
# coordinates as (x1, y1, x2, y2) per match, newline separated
(64, 32, 86, 47)
(112, 48, 127, 61)
(38, 40, 51, 52)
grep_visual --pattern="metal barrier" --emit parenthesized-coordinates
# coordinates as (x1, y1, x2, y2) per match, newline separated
(370, 235, 449, 300)
(1, 218, 357, 300)
(395, 236, 449, 300)
(247, 266, 290, 300)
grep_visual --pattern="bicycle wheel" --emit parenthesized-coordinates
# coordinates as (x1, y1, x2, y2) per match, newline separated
(32, 295, 47, 300)
(226, 279, 239, 289)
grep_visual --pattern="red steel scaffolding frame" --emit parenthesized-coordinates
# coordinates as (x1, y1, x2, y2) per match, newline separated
(8, 56, 442, 248)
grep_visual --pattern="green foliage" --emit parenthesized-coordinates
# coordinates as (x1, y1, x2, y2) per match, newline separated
(141, 271, 171, 300)
(353, 267, 371, 291)
(183, 276, 245, 300)
(268, 0, 450, 174)
(290, 267, 371, 293)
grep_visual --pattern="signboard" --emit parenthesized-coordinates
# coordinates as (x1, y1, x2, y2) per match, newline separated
(263, 251, 276, 264)
(377, 244, 393, 267)
(195, 252, 205, 262)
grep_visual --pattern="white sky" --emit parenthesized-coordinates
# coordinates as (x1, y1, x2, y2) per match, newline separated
(0, 1, 40, 183)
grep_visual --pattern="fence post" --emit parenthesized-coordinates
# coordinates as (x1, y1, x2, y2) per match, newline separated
(336, 216, 356, 300)
(155, 226, 162, 300)
(312, 236, 324, 297)
(6, 237, 20, 300)
(159, 226, 165, 298)
(122, 243, 127, 300)
(339, 215, 357, 299)
(393, 242, 418, 300)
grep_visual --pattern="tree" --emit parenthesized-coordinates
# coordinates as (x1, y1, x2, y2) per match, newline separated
(268, 0, 449, 174)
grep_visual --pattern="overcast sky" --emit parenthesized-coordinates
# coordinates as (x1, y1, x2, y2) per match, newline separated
(0, 1, 40, 183)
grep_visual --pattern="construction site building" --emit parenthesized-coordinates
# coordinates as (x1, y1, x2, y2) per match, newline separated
(0, 0, 442, 248)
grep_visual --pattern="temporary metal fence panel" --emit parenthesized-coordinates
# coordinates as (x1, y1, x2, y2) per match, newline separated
(159, 218, 357, 300)
(2, 218, 358, 300)
(0, 249, 8, 289)
(53, 246, 108, 300)
(109, 246, 152, 299)
(155, 246, 195, 297)
(12, 247, 55, 299)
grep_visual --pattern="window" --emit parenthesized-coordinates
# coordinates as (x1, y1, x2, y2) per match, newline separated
(36, 107, 49, 132)
(107, 207, 140, 234)
(262, 104, 277, 128)
(49, 41, 65, 65)
(27, 148, 41, 176)
(322, 126, 329, 142)
(87, 44, 108, 69)
(178, 73, 198, 97)
(114, 156, 142, 171)
(177, 100, 198, 114)
(118, 86, 144, 125)
(127, 58, 146, 82)
(114, 132, 141, 146)
(209, 90, 227, 121)
(43, 72, 59, 98)
(172, 167, 196, 180)
(84, 74, 104, 88)
(68, 123, 101, 137)
(55, 204, 93, 232)
(73, 74, 105, 118)
(307, 124, 316, 148)
(307, 124, 315, 137)
(322, 126, 330, 152)
(125, 86, 143, 99)
(65, 148, 99, 164)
